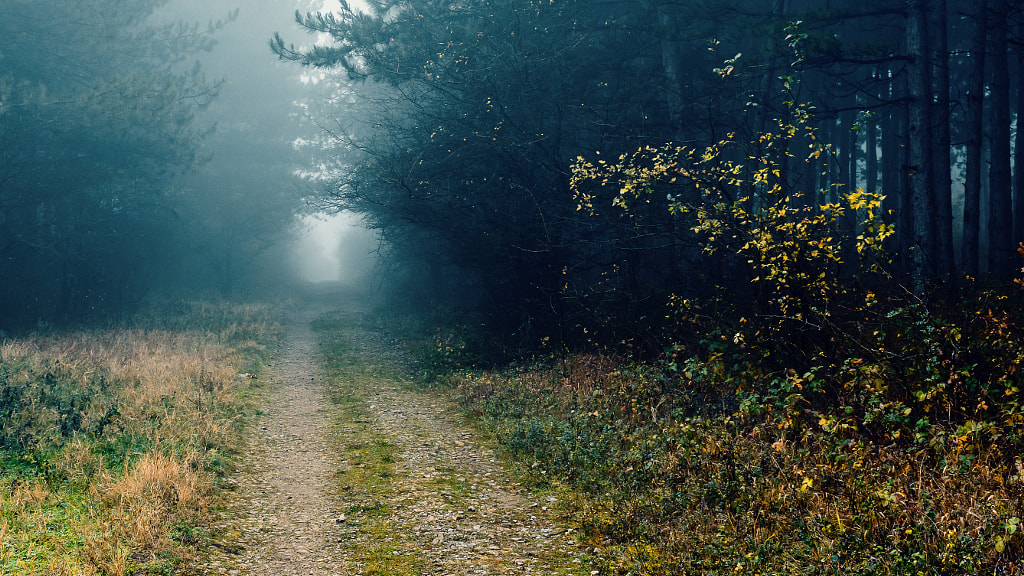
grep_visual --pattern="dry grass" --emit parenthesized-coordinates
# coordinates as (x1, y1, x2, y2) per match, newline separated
(0, 300, 280, 575)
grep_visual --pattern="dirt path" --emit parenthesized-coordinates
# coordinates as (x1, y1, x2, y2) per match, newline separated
(194, 303, 589, 576)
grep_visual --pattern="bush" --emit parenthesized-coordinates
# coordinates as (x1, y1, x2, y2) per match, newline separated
(437, 281, 1024, 574)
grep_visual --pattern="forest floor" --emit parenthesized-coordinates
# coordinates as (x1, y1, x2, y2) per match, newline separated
(189, 301, 592, 576)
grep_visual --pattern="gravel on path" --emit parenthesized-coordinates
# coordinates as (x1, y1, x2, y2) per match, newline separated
(191, 303, 589, 576)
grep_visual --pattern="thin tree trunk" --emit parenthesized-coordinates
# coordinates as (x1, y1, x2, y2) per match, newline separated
(653, 1, 685, 139)
(988, 0, 1013, 276)
(881, 77, 900, 256)
(867, 77, 879, 196)
(1014, 36, 1024, 254)
(846, 108, 858, 194)
(824, 118, 834, 204)
(930, 0, 953, 276)
(844, 106, 860, 259)
(963, 0, 987, 277)
(816, 117, 834, 205)
(899, 101, 914, 275)
(907, 0, 934, 290)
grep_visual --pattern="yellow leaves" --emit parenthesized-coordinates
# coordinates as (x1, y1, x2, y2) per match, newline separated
(799, 476, 814, 492)
(569, 115, 888, 322)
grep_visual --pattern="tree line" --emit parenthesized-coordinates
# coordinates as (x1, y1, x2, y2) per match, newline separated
(274, 0, 1024, 352)
(0, 0, 308, 328)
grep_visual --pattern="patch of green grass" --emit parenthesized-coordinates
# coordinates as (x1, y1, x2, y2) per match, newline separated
(313, 310, 427, 576)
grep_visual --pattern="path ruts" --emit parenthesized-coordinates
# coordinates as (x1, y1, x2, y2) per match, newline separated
(193, 303, 588, 576)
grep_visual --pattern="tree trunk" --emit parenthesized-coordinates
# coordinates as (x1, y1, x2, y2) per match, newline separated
(988, 0, 1013, 277)
(963, 0, 987, 277)
(906, 0, 933, 290)
(867, 80, 879, 196)
(930, 0, 953, 276)
(819, 118, 834, 204)
(1014, 33, 1024, 256)
(653, 1, 685, 139)
(881, 81, 901, 256)
(845, 108, 858, 194)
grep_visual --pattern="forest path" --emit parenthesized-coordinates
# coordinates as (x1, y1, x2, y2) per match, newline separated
(192, 300, 588, 576)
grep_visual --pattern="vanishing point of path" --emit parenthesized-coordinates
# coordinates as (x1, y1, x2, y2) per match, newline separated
(194, 303, 589, 576)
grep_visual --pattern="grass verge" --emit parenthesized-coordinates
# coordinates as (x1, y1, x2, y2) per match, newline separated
(312, 311, 425, 576)
(0, 300, 281, 575)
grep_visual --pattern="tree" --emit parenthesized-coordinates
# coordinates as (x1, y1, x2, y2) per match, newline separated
(988, 0, 1013, 276)
(963, 0, 987, 276)
(274, 0, 712, 342)
(273, 0, 1023, 350)
(930, 0, 954, 276)
(906, 0, 934, 290)
(0, 0, 219, 324)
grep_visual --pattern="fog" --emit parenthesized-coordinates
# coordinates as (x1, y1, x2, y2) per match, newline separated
(2, 0, 1019, 339)
(0, 0, 386, 327)
(294, 213, 379, 285)
(155, 0, 378, 288)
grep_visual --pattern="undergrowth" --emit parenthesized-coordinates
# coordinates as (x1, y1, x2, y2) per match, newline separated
(427, 281, 1024, 575)
(0, 299, 281, 575)
(410, 103, 1024, 575)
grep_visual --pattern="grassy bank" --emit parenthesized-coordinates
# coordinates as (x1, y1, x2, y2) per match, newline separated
(0, 301, 281, 575)
(412, 286, 1024, 575)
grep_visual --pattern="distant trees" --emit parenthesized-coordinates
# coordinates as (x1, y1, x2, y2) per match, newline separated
(0, 0, 312, 327)
(0, 0, 219, 324)
(275, 0, 1024, 349)
(170, 124, 308, 298)
(273, 0, 719, 343)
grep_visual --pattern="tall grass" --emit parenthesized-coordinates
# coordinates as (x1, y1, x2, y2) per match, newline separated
(0, 300, 281, 575)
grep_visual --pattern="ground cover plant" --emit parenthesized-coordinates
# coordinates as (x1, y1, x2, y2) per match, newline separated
(0, 300, 280, 575)
(440, 288, 1024, 575)
(418, 113, 1024, 575)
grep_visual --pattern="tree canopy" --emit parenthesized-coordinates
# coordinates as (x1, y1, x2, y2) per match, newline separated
(274, 0, 1024, 352)
(0, 0, 219, 323)
(0, 0, 315, 327)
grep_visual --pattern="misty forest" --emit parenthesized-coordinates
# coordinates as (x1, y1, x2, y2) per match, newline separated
(3, 0, 1024, 574)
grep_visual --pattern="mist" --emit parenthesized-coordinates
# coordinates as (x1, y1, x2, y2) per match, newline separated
(293, 213, 379, 285)
(152, 0, 379, 294)
(4, 0, 1023, 344)
(0, 0, 381, 328)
